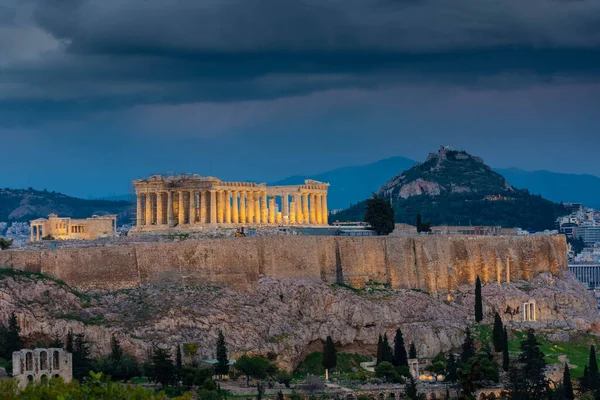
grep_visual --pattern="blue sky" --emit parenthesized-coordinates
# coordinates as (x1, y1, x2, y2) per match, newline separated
(1, 0, 599, 198)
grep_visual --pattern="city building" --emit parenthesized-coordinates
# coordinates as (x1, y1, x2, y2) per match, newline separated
(577, 226, 600, 246)
(30, 214, 118, 242)
(132, 174, 330, 230)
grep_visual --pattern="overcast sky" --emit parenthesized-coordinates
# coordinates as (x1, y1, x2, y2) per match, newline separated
(1, 0, 599, 198)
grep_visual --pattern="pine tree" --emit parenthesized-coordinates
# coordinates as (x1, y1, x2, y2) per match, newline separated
(393, 329, 408, 367)
(377, 334, 384, 364)
(445, 353, 457, 383)
(152, 347, 175, 388)
(409, 342, 417, 359)
(0, 312, 23, 359)
(216, 329, 229, 377)
(492, 312, 504, 352)
(73, 333, 92, 381)
(382, 334, 393, 363)
(589, 345, 599, 392)
(502, 327, 510, 371)
(364, 194, 395, 236)
(460, 328, 475, 363)
(518, 329, 547, 397)
(322, 336, 337, 371)
(563, 363, 575, 400)
(66, 330, 74, 353)
(475, 276, 483, 323)
(110, 335, 123, 362)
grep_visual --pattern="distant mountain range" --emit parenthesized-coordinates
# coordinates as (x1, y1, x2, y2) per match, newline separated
(273, 156, 600, 210)
(332, 147, 568, 231)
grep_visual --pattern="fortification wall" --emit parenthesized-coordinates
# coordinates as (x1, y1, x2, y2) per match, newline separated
(0, 235, 567, 293)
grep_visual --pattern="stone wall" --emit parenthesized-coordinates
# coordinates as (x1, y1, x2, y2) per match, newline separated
(0, 235, 567, 293)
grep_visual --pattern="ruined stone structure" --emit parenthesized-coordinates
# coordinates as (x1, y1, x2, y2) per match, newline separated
(0, 235, 567, 294)
(132, 174, 329, 230)
(30, 214, 117, 242)
(12, 348, 72, 387)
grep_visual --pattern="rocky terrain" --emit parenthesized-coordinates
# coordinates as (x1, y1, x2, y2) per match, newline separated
(0, 188, 132, 223)
(0, 269, 597, 371)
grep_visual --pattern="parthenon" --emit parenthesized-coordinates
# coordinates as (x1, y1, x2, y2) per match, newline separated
(132, 174, 330, 230)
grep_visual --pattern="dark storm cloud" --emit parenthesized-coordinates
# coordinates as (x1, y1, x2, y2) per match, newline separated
(1, 0, 600, 125)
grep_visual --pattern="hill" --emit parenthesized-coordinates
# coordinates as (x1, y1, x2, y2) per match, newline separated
(0, 188, 133, 223)
(270, 156, 416, 210)
(333, 147, 567, 231)
(495, 168, 600, 208)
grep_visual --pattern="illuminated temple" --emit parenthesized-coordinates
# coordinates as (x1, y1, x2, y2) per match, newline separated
(133, 174, 330, 230)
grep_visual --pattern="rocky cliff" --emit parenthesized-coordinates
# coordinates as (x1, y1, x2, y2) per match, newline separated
(0, 235, 568, 294)
(0, 270, 597, 371)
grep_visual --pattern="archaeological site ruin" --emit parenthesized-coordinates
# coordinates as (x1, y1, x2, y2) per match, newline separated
(133, 174, 330, 230)
(30, 213, 117, 242)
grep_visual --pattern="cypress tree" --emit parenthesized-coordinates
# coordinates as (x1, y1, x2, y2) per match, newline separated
(73, 333, 91, 381)
(1, 312, 23, 359)
(460, 327, 475, 363)
(405, 376, 418, 400)
(409, 342, 417, 359)
(416, 214, 423, 233)
(502, 327, 510, 371)
(322, 336, 337, 371)
(176, 344, 182, 383)
(377, 334, 383, 364)
(382, 334, 393, 363)
(475, 276, 483, 323)
(582, 365, 590, 393)
(215, 329, 229, 376)
(492, 312, 504, 352)
(589, 344, 599, 391)
(110, 335, 123, 362)
(518, 329, 547, 396)
(563, 363, 574, 400)
(66, 330, 74, 353)
(445, 353, 457, 383)
(393, 328, 408, 367)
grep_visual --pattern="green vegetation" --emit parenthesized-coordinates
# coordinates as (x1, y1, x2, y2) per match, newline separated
(0, 237, 13, 250)
(215, 329, 229, 377)
(294, 352, 372, 377)
(322, 336, 337, 372)
(363, 194, 394, 235)
(0, 268, 91, 302)
(475, 276, 483, 323)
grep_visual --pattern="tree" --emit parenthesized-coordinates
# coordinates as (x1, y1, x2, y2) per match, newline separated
(73, 333, 92, 382)
(374, 361, 402, 383)
(215, 329, 229, 377)
(589, 345, 599, 392)
(377, 334, 383, 364)
(405, 376, 419, 399)
(409, 342, 417, 359)
(364, 194, 395, 235)
(176, 344, 182, 384)
(563, 363, 574, 400)
(110, 335, 123, 362)
(445, 353, 457, 383)
(416, 213, 431, 233)
(322, 336, 337, 372)
(460, 328, 475, 364)
(0, 312, 23, 359)
(502, 328, 510, 371)
(0, 237, 13, 250)
(49, 334, 63, 349)
(235, 355, 275, 386)
(492, 312, 504, 352)
(393, 328, 408, 367)
(382, 334, 393, 363)
(276, 370, 292, 388)
(151, 347, 175, 387)
(475, 276, 483, 323)
(509, 329, 547, 399)
(278, 391, 285, 400)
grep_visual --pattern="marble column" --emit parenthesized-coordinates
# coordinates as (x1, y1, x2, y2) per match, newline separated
(157, 192, 164, 225)
(145, 193, 152, 225)
(136, 194, 143, 227)
(316, 194, 323, 224)
(261, 192, 268, 223)
(254, 193, 261, 224)
(282, 194, 289, 223)
(200, 190, 207, 224)
(225, 190, 232, 224)
(302, 193, 309, 225)
(240, 191, 247, 223)
(189, 191, 196, 224)
(310, 194, 317, 224)
(178, 191, 185, 224)
(167, 191, 174, 226)
(269, 198, 276, 224)
(289, 201, 296, 224)
(30, 226, 34, 242)
(295, 194, 302, 224)
(247, 192, 254, 223)
(217, 191, 225, 223)
(321, 194, 328, 225)
(210, 190, 217, 224)
(232, 191, 239, 223)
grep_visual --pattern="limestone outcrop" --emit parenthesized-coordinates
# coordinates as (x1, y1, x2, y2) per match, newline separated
(0, 235, 568, 294)
(0, 270, 596, 371)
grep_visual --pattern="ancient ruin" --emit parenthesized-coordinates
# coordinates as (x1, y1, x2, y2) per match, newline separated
(12, 348, 72, 387)
(132, 174, 330, 230)
(30, 214, 117, 242)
